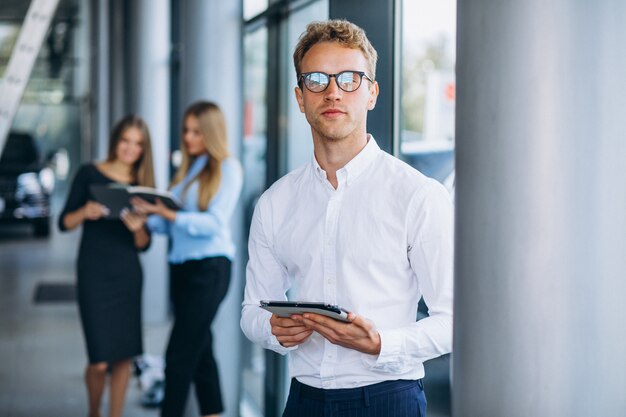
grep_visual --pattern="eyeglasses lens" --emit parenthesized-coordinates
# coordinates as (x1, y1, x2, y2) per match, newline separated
(336, 72, 360, 91)
(305, 73, 329, 92)
(303, 71, 363, 93)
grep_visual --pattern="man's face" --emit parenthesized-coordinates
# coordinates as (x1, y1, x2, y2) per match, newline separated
(295, 42, 378, 143)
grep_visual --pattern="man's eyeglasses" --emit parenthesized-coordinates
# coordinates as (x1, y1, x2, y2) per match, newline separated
(298, 71, 374, 93)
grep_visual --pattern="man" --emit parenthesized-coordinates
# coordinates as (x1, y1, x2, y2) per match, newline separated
(241, 19, 453, 417)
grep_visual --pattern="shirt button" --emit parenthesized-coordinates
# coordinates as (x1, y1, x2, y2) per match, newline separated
(327, 279, 332, 284)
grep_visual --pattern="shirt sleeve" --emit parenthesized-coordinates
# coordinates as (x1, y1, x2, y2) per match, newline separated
(368, 180, 454, 373)
(171, 159, 243, 237)
(147, 214, 170, 234)
(240, 192, 295, 355)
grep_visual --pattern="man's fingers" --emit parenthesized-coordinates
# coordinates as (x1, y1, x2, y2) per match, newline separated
(270, 314, 306, 328)
(270, 313, 315, 347)
(277, 329, 313, 347)
(270, 322, 310, 337)
(297, 312, 381, 354)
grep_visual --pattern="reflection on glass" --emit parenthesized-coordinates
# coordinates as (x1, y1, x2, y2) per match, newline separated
(243, 27, 268, 212)
(400, 0, 456, 191)
(244, 0, 269, 20)
(240, 26, 268, 417)
(1, 7, 88, 213)
(0, 21, 77, 105)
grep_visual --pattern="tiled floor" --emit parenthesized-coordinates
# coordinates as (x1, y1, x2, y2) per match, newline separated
(0, 223, 170, 417)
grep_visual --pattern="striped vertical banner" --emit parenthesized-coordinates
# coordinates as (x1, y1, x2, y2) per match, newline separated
(0, 0, 61, 151)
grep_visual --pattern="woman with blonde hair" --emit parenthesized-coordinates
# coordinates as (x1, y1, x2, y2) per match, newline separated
(59, 115, 155, 417)
(132, 101, 243, 417)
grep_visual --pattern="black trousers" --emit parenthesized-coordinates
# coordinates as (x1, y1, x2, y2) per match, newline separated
(160, 256, 231, 417)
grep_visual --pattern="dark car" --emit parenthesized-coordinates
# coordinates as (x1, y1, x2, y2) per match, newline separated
(0, 132, 55, 237)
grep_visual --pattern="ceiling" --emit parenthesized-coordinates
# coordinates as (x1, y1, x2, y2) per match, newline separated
(0, 0, 79, 23)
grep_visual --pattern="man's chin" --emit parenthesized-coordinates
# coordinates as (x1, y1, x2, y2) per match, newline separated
(316, 127, 350, 142)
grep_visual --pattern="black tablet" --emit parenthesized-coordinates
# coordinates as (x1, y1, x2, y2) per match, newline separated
(260, 300, 350, 322)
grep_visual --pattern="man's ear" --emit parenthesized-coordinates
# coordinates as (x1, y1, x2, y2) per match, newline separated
(295, 86, 305, 113)
(367, 81, 379, 110)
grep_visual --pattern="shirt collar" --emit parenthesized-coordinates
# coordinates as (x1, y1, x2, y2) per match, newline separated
(312, 135, 380, 186)
(343, 135, 379, 185)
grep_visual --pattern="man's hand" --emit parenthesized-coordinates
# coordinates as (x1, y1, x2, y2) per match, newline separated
(270, 314, 314, 348)
(293, 312, 381, 355)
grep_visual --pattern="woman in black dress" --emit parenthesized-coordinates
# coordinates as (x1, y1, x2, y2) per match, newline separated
(59, 115, 155, 417)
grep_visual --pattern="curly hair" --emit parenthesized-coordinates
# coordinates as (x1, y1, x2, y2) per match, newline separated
(293, 19, 378, 81)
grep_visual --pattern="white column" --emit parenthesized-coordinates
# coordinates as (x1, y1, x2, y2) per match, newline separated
(180, 1, 243, 416)
(454, 2, 626, 416)
(132, 0, 171, 324)
(92, 0, 109, 159)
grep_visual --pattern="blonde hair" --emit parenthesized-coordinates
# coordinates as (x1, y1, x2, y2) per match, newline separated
(171, 101, 229, 211)
(293, 19, 378, 81)
(106, 115, 155, 187)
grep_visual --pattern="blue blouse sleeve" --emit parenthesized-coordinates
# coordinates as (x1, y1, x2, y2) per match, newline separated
(172, 158, 243, 237)
(147, 214, 170, 234)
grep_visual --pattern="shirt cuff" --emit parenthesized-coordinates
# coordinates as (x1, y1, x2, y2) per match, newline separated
(363, 328, 410, 373)
(172, 212, 200, 235)
(147, 215, 165, 233)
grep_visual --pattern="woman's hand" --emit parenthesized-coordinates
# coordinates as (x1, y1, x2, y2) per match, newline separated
(131, 197, 177, 221)
(83, 200, 109, 220)
(120, 208, 147, 232)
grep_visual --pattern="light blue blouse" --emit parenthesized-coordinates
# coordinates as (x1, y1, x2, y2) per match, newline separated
(147, 154, 243, 264)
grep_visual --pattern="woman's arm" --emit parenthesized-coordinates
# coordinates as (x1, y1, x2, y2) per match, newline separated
(62, 200, 109, 230)
(171, 159, 243, 236)
(59, 164, 109, 231)
(120, 209, 151, 249)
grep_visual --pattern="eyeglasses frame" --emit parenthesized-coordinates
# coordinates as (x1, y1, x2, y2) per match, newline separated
(297, 70, 375, 93)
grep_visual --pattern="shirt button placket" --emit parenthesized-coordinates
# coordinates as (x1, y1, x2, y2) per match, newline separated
(321, 187, 342, 386)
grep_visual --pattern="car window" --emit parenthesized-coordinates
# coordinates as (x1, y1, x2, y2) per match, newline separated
(0, 132, 40, 170)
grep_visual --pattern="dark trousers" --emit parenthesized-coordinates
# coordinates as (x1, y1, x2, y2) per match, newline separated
(160, 256, 231, 417)
(282, 378, 427, 417)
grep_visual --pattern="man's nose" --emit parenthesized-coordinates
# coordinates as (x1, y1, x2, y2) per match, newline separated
(324, 76, 342, 100)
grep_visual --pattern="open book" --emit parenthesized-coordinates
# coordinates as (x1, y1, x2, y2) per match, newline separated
(90, 184, 182, 219)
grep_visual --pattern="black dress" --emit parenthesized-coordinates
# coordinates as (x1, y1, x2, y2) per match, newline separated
(59, 163, 146, 364)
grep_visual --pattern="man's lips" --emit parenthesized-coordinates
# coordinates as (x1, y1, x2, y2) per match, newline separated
(321, 108, 346, 117)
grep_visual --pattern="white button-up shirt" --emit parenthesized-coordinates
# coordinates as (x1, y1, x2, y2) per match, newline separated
(241, 137, 453, 389)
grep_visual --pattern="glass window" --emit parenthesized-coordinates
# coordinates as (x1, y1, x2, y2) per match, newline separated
(400, 0, 456, 192)
(244, 0, 269, 20)
(242, 27, 269, 210)
(1, 7, 88, 212)
(240, 26, 268, 417)
(281, 0, 329, 174)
